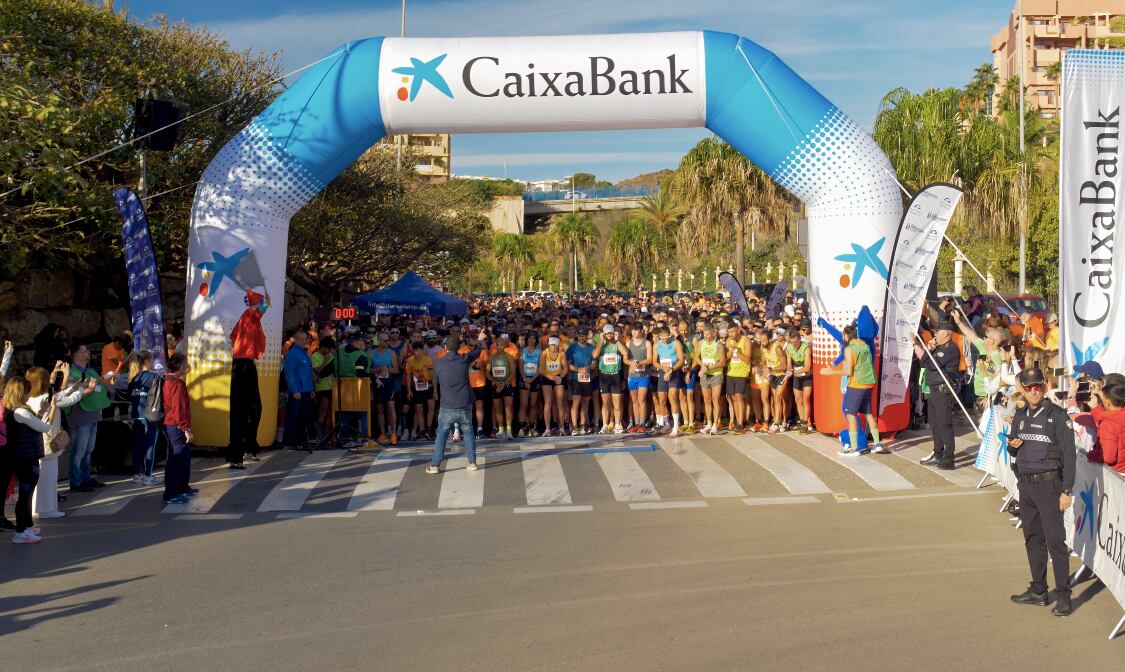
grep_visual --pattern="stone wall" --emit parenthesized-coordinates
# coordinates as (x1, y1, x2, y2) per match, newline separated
(0, 268, 317, 370)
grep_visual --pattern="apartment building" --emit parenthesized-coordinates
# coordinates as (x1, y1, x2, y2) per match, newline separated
(382, 133, 452, 183)
(990, 0, 1125, 118)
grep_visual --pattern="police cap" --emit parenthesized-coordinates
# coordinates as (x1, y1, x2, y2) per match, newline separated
(1018, 367, 1046, 386)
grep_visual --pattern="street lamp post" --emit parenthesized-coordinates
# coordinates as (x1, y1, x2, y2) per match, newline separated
(1018, 0, 1027, 294)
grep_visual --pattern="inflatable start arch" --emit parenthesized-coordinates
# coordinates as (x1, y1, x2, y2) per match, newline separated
(185, 31, 907, 446)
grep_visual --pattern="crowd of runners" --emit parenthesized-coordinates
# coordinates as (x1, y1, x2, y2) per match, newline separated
(285, 288, 818, 447)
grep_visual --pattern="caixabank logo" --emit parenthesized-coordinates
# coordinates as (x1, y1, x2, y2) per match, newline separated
(392, 54, 454, 102)
(390, 51, 693, 102)
(1075, 479, 1096, 542)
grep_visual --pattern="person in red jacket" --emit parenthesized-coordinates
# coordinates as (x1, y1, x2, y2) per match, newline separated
(1090, 382, 1125, 476)
(162, 353, 198, 505)
(228, 288, 269, 469)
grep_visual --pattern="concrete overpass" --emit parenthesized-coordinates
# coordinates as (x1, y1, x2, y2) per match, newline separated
(487, 185, 658, 234)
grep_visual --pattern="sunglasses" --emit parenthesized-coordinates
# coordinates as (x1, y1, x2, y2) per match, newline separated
(1023, 384, 1046, 392)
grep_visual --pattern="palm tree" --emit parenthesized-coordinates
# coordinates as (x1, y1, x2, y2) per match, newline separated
(1045, 60, 1062, 114)
(492, 233, 534, 297)
(962, 63, 999, 116)
(672, 137, 791, 284)
(635, 184, 684, 263)
(605, 218, 660, 289)
(548, 211, 597, 292)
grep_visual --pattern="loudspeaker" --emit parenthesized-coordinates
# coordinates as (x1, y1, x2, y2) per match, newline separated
(133, 98, 189, 152)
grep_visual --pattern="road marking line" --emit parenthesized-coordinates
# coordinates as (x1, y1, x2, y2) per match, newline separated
(71, 483, 163, 516)
(376, 444, 658, 460)
(163, 454, 273, 515)
(173, 513, 245, 520)
(256, 450, 344, 512)
(743, 496, 821, 506)
(838, 490, 993, 503)
(347, 459, 412, 511)
(629, 500, 708, 510)
(522, 453, 572, 505)
(437, 456, 486, 509)
(788, 432, 915, 491)
(733, 436, 831, 494)
(276, 512, 358, 519)
(595, 452, 661, 502)
(889, 438, 983, 488)
(513, 505, 593, 513)
(666, 439, 747, 498)
(396, 509, 476, 517)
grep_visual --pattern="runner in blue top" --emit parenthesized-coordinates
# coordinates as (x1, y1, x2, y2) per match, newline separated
(653, 324, 686, 436)
(518, 332, 542, 437)
(368, 333, 399, 444)
(566, 332, 596, 435)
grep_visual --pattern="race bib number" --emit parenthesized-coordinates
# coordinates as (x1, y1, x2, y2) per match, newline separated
(577, 370, 591, 383)
(523, 362, 538, 376)
(660, 358, 674, 367)
(414, 377, 430, 391)
(602, 352, 619, 366)
(375, 367, 390, 379)
(492, 364, 508, 378)
(547, 360, 562, 372)
(731, 351, 742, 362)
(702, 357, 717, 367)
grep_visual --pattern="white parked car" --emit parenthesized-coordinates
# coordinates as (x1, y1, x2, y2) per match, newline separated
(562, 191, 588, 199)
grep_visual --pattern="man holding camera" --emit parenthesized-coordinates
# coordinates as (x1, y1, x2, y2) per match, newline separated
(915, 320, 961, 470)
(1007, 367, 1076, 617)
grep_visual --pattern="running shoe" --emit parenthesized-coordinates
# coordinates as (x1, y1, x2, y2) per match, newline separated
(614, 426, 627, 434)
(669, 428, 681, 438)
(377, 434, 388, 443)
(542, 428, 553, 437)
(871, 443, 889, 454)
(12, 531, 41, 544)
(466, 461, 480, 472)
(426, 465, 440, 475)
(838, 447, 859, 457)
(768, 424, 780, 435)
(390, 434, 398, 446)
(599, 425, 610, 435)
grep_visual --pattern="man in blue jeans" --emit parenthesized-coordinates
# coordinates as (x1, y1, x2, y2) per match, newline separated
(428, 329, 488, 474)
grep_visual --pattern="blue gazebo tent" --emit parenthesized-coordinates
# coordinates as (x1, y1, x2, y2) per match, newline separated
(350, 271, 467, 316)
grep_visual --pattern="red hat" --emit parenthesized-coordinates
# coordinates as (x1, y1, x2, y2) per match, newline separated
(246, 289, 264, 305)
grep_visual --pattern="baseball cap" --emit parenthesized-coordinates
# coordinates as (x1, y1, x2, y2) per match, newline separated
(602, 324, 616, 333)
(425, 330, 438, 339)
(459, 317, 470, 325)
(548, 336, 560, 345)
(936, 320, 955, 332)
(1018, 367, 1046, 386)
(1048, 312, 1059, 323)
(1074, 360, 1105, 379)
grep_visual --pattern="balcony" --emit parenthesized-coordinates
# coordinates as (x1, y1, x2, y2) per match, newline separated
(1034, 47, 1061, 65)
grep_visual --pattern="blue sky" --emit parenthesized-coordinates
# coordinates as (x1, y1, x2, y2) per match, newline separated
(125, 0, 1011, 182)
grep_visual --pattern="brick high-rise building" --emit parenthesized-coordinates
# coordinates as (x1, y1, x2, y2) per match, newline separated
(990, 1, 1125, 119)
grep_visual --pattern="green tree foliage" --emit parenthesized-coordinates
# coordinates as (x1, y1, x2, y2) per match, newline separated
(491, 232, 534, 297)
(571, 172, 597, 188)
(1, 0, 283, 278)
(605, 217, 660, 289)
(548, 211, 597, 290)
(287, 148, 490, 303)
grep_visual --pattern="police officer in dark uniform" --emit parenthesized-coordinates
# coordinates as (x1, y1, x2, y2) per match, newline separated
(914, 320, 961, 469)
(1007, 367, 1076, 616)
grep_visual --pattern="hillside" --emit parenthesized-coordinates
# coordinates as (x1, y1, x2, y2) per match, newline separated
(617, 168, 673, 187)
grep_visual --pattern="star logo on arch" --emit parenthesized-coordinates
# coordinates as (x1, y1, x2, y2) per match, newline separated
(1074, 480, 1097, 541)
(196, 248, 250, 298)
(835, 237, 888, 289)
(392, 54, 454, 102)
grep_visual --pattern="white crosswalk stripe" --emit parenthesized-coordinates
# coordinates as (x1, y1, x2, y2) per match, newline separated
(348, 459, 412, 511)
(522, 454, 572, 505)
(595, 452, 660, 502)
(438, 456, 486, 509)
(891, 437, 983, 488)
(257, 450, 345, 512)
(49, 432, 992, 519)
(664, 438, 747, 498)
(733, 435, 831, 494)
(164, 456, 273, 514)
(787, 432, 915, 491)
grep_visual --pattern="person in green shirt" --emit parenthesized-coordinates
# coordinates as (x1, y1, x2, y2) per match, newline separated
(66, 343, 112, 491)
(952, 311, 1004, 406)
(310, 336, 336, 440)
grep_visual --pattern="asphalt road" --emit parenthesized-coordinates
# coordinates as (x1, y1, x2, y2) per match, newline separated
(2, 433, 1122, 670)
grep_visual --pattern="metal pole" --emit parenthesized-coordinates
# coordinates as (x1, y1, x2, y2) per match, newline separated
(395, 0, 406, 173)
(1018, 0, 1027, 294)
(401, 0, 406, 37)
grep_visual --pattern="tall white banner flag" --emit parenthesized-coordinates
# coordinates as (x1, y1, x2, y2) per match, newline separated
(1060, 50, 1125, 375)
(878, 183, 962, 414)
